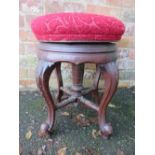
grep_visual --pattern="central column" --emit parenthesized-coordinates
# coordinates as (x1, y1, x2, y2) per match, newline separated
(71, 64, 84, 95)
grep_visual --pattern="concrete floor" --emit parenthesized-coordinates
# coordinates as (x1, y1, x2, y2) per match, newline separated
(19, 87, 135, 155)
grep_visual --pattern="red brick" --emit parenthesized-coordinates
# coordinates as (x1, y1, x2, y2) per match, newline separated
(25, 43, 38, 54)
(117, 36, 135, 48)
(87, 5, 111, 15)
(122, 9, 135, 22)
(19, 0, 42, 15)
(25, 15, 38, 29)
(19, 43, 25, 54)
(19, 15, 25, 28)
(117, 48, 129, 59)
(19, 29, 26, 41)
(19, 68, 28, 79)
(19, 0, 26, 10)
(128, 50, 135, 59)
(88, 0, 106, 4)
(119, 70, 135, 80)
(117, 59, 135, 70)
(45, 1, 63, 13)
(19, 57, 27, 68)
(19, 80, 36, 87)
(124, 23, 135, 36)
(118, 81, 131, 88)
(123, 0, 135, 8)
(63, 2, 85, 12)
(106, 0, 123, 7)
(19, 80, 26, 87)
(46, 1, 85, 14)
(28, 69, 35, 79)
(19, 29, 36, 42)
(87, 4, 121, 17)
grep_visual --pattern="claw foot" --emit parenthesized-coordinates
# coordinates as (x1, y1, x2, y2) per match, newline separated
(38, 122, 49, 137)
(100, 123, 113, 139)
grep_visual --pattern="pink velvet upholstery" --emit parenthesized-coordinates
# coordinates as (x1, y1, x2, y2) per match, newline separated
(31, 13, 125, 42)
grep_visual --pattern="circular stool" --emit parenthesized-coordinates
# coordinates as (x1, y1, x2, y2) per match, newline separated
(31, 13, 125, 139)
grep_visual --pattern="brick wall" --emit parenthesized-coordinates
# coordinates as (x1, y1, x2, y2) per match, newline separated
(19, 0, 135, 89)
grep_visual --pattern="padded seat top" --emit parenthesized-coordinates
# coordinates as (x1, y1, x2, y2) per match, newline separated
(31, 12, 125, 42)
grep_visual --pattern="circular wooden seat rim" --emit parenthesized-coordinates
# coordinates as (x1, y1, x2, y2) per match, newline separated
(38, 42, 117, 64)
(38, 42, 117, 53)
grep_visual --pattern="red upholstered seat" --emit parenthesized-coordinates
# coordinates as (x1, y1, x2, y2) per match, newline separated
(31, 12, 125, 42)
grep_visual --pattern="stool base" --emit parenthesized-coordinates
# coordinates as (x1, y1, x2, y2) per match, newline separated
(36, 42, 119, 139)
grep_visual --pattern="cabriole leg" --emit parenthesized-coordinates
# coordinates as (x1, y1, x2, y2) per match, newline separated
(36, 60, 56, 137)
(98, 61, 119, 139)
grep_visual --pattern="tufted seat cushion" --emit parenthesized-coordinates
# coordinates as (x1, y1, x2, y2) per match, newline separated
(31, 12, 125, 42)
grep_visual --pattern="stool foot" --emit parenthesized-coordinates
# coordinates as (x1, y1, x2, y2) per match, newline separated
(39, 122, 49, 137)
(36, 60, 56, 136)
(100, 123, 113, 139)
(98, 62, 118, 139)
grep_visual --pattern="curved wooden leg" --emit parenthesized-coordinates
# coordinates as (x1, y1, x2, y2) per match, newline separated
(98, 62, 119, 139)
(55, 62, 63, 102)
(92, 64, 101, 104)
(36, 60, 56, 137)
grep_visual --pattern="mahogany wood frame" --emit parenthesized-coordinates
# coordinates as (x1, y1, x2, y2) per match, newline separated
(36, 42, 119, 139)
